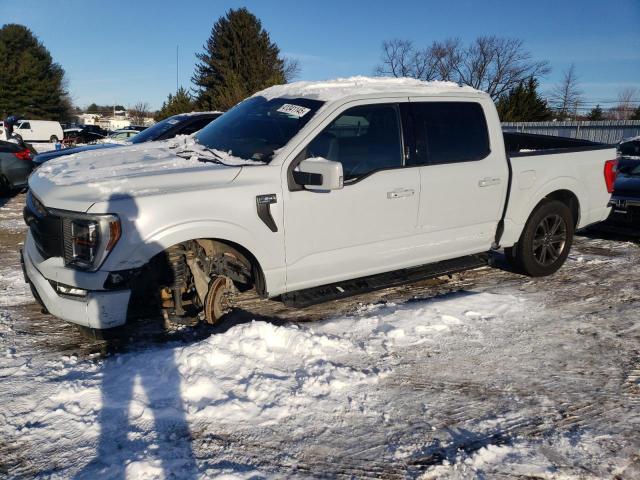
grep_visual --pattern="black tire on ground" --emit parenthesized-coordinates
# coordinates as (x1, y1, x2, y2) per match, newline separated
(0, 175, 11, 197)
(50, 135, 58, 143)
(510, 200, 575, 277)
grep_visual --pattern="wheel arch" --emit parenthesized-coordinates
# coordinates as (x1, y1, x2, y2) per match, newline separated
(541, 189, 580, 227)
(515, 177, 584, 223)
(105, 221, 283, 297)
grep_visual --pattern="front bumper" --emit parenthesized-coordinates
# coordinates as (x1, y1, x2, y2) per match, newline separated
(22, 239, 131, 329)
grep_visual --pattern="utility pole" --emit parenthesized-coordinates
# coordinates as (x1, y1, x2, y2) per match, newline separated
(176, 44, 179, 92)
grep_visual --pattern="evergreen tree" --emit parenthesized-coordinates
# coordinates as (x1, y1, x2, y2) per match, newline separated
(155, 87, 196, 121)
(587, 104, 604, 120)
(0, 24, 71, 121)
(496, 77, 552, 122)
(192, 8, 287, 111)
(630, 106, 640, 121)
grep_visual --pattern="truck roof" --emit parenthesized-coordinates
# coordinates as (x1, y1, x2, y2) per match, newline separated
(254, 76, 484, 102)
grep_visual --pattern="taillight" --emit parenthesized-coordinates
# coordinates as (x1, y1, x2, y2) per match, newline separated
(604, 159, 617, 194)
(14, 148, 32, 161)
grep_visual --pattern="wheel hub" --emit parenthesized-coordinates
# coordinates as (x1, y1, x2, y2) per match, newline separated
(532, 214, 567, 267)
(203, 276, 236, 324)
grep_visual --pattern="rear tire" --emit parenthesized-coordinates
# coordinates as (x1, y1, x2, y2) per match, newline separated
(50, 135, 58, 143)
(510, 200, 574, 277)
(0, 175, 11, 197)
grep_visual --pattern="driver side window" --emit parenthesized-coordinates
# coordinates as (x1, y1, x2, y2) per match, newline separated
(305, 104, 403, 182)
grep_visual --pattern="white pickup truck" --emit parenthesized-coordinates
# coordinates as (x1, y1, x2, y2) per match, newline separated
(22, 77, 617, 332)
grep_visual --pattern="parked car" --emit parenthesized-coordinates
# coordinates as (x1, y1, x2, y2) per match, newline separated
(34, 112, 222, 165)
(22, 78, 615, 332)
(63, 127, 106, 145)
(127, 125, 148, 132)
(103, 129, 141, 143)
(0, 140, 34, 195)
(606, 136, 640, 228)
(2, 120, 64, 143)
(82, 125, 109, 136)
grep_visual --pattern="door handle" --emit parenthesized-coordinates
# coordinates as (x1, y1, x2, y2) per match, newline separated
(478, 177, 501, 187)
(387, 188, 415, 199)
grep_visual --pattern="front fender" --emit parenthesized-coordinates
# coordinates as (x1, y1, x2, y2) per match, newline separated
(103, 219, 286, 297)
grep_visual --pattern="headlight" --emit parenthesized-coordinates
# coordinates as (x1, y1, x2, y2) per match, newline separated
(58, 212, 121, 271)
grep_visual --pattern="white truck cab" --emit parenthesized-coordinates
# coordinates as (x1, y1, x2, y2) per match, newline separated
(22, 77, 617, 332)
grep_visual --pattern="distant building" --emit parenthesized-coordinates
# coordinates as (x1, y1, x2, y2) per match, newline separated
(77, 113, 100, 125)
(98, 117, 131, 131)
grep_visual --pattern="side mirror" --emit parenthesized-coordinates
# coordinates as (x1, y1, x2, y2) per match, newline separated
(293, 158, 343, 191)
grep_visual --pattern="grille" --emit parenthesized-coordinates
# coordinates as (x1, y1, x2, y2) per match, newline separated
(24, 193, 64, 259)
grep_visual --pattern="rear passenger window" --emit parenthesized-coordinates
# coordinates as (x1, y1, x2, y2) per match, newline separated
(305, 104, 403, 182)
(410, 102, 490, 165)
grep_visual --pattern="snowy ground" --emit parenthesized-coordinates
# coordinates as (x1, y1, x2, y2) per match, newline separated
(29, 142, 57, 154)
(0, 193, 639, 479)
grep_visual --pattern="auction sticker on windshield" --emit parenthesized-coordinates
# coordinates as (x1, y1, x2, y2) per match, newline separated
(276, 104, 311, 118)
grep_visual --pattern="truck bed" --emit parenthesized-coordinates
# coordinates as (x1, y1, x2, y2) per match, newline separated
(504, 132, 613, 157)
(499, 134, 617, 246)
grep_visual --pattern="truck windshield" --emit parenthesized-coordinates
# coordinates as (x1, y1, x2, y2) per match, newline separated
(195, 96, 324, 163)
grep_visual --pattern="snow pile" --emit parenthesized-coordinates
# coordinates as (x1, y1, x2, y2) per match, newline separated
(255, 76, 482, 102)
(0, 292, 510, 478)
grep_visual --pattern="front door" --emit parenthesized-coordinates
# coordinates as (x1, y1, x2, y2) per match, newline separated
(283, 101, 420, 292)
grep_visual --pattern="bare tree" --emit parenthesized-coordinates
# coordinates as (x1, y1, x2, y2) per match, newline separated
(549, 64, 584, 120)
(454, 37, 550, 100)
(375, 39, 424, 78)
(283, 57, 301, 82)
(129, 101, 150, 126)
(610, 87, 639, 120)
(374, 36, 549, 100)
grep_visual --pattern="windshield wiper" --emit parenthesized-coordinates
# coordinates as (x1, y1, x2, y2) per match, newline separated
(175, 149, 225, 165)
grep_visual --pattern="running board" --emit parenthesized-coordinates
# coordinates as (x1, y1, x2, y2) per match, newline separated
(281, 253, 489, 308)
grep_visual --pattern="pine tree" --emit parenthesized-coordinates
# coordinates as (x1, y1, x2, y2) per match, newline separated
(496, 77, 552, 122)
(155, 87, 196, 121)
(0, 24, 71, 121)
(192, 8, 287, 111)
(587, 105, 605, 121)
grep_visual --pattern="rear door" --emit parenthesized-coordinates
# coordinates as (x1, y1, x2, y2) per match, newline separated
(407, 99, 508, 261)
(282, 99, 421, 291)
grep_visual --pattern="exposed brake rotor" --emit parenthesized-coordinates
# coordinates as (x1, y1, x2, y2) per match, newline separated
(203, 276, 237, 324)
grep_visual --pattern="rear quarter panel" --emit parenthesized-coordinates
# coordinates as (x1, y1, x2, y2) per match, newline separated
(501, 147, 616, 246)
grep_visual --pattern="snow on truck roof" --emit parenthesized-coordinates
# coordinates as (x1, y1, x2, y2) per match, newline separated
(254, 76, 483, 102)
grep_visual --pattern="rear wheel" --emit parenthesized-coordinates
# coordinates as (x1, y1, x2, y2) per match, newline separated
(0, 175, 11, 197)
(50, 135, 58, 143)
(509, 200, 574, 277)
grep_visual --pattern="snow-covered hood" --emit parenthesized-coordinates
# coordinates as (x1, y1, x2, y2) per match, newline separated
(29, 138, 250, 212)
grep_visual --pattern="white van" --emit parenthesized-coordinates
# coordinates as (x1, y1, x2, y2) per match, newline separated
(12, 120, 64, 143)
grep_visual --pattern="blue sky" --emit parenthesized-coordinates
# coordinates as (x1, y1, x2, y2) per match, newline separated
(1, 0, 638, 110)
